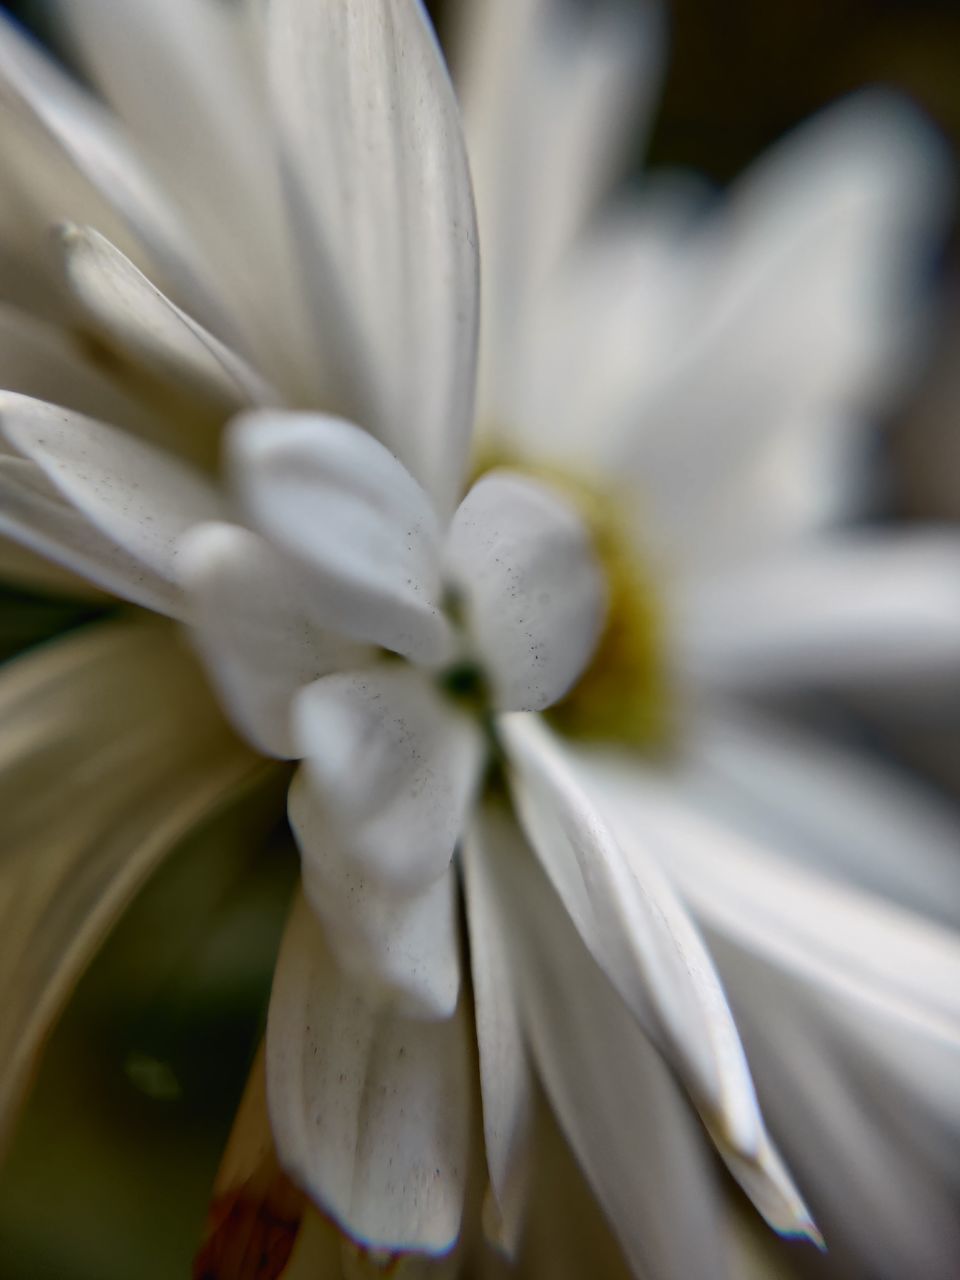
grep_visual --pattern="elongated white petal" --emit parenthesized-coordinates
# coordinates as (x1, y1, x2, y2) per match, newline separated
(266, 893, 471, 1251)
(682, 710, 960, 930)
(500, 713, 817, 1239)
(0, 302, 167, 443)
(0, 13, 223, 330)
(180, 522, 368, 758)
(229, 412, 451, 662)
(57, 224, 278, 410)
(676, 532, 960, 690)
(476, 808, 732, 1279)
(0, 392, 222, 613)
(619, 96, 949, 565)
(58, 0, 313, 386)
(0, 621, 259, 1153)
(462, 810, 535, 1253)
(445, 471, 606, 711)
(293, 666, 483, 894)
(289, 766, 461, 1021)
(578, 750, 960, 1049)
(264, 0, 479, 513)
(713, 937, 960, 1280)
(456, 0, 663, 419)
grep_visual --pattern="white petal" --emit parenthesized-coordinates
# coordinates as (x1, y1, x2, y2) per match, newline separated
(579, 750, 960, 1050)
(682, 710, 960, 930)
(445, 471, 606, 711)
(0, 13, 224, 331)
(462, 810, 535, 1253)
(179, 522, 368, 758)
(266, 893, 471, 1252)
(264, 0, 479, 514)
(618, 95, 949, 564)
(229, 411, 452, 662)
(0, 620, 258, 1152)
(713, 936, 960, 1280)
(455, 0, 663, 419)
(500, 713, 817, 1239)
(0, 392, 222, 613)
(57, 0, 308, 382)
(675, 532, 960, 690)
(289, 766, 462, 1022)
(57, 224, 278, 410)
(476, 808, 732, 1279)
(293, 666, 483, 894)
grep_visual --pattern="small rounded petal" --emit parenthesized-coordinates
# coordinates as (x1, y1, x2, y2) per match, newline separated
(292, 761, 461, 1019)
(293, 665, 484, 895)
(266, 894, 471, 1254)
(445, 470, 607, 711)
(179, 521, 368, 758)
(229, 412, 453, 664)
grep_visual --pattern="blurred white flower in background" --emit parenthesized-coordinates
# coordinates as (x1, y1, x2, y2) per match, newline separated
(0, 1, 958, 1277)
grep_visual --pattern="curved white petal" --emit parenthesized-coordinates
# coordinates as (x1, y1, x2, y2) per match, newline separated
(0, 392, 222, 613)
(681, 710, 960, 930)
(620, 95, 950, 563)
(445, 471, 606, 711)
(57, 0, 307, 381)
(713, 935, 960, 1280)
(179, 522, 368, 758)
(264, 0, 479, 514)
(293, 666, 483, 894)
(0, 303, 167, 444)
(0, 620, 259, 1153)
(675, 532, 960, 691)
(462, 810, 535, 1253)
(266, 892, 471, 1252)
(455, 0, 663, 420)
(500, 713, 817, 1240)
(476, 808, 734, 1279)
(577, 750, 960, 1050)
(229, 412, 452, 663)
(289, 765, 461, 1021)
(57, 224, 278, 410)
(0, 13, 223, 330)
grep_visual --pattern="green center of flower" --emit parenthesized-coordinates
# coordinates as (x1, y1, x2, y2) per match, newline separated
(472, 449, 672, 751)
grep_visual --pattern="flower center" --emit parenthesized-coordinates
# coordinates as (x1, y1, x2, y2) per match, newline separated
(471, 449, 672, 750)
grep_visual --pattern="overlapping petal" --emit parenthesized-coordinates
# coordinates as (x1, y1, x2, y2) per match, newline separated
(263, 0, 480, 514)
(179, 522, 368, 758)
(289, 765, 462, 1021)
(57, 225, 278, 411)
(471, 804, 731, 1280)
(462, 810, 535, 1253)
(0, 11, 222, 330)
(293, 665, 483, 894)
(500, 713, 818, 1240)
(0, 391, 222, 612)
(446, 470, 606, 711)
(266, 893, 471, 1253)
(229, 412, 452, 663)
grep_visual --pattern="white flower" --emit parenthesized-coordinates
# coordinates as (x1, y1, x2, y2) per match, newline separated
(0, 2, 959, 1277)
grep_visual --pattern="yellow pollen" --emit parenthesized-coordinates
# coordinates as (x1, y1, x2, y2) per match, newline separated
(472, 447, 672, 750)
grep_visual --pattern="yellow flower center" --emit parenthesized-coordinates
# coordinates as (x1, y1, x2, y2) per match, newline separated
(472, 448, 672, 751)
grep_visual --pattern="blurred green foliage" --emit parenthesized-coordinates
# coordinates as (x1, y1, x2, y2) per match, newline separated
(0, 769, 297, 1279)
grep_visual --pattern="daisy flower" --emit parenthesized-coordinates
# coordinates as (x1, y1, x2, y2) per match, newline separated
(0, 2, 958, 1277)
